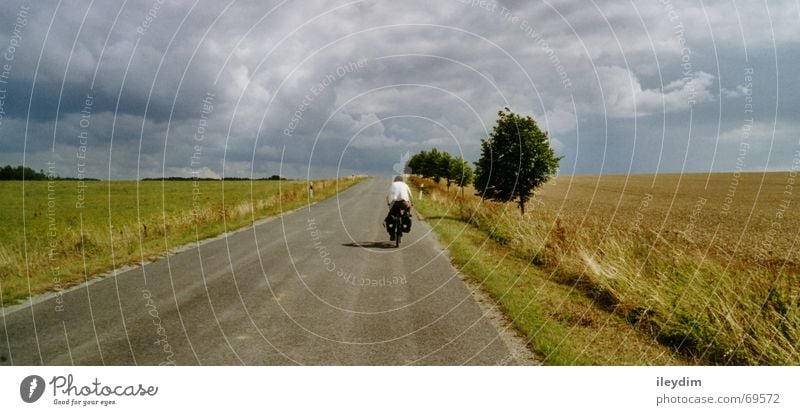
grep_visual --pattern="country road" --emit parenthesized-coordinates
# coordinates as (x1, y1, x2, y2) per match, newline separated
(1, 178, 531, 365)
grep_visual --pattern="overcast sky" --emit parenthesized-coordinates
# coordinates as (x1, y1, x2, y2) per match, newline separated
(0, 0, 797, 179)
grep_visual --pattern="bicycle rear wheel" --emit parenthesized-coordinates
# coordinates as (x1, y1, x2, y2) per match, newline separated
(395, 216, 402, 247)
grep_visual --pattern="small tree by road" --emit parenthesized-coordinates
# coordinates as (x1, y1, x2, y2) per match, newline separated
(473, 108, 561, 215)
(449, 156, 474, 197)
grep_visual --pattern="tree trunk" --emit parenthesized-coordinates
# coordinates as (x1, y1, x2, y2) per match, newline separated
(519, 198, 525, 216)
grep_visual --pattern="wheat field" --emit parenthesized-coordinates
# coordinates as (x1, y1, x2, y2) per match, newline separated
(412, 172, 799, 364)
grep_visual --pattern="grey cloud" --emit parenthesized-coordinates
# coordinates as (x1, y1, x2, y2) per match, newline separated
(0, 0, 796, 178)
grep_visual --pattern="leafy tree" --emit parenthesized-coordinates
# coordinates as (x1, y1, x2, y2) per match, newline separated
(473, 108, 561, 215)
(407, 150, 429, 177)
(436, 151, 455, 187)
(427, 148, 445, 183)
(407, 148, 447, 183)
(449, 156, 474, 188)
(448, 156, 474, 197)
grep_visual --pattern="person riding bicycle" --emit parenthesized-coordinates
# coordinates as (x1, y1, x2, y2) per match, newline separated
(385, 175, 413, 241)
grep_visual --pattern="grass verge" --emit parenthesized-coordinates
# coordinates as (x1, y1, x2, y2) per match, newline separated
(412, 181, 682, 365)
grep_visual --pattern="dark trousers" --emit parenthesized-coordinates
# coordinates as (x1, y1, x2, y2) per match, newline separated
(389, 200, 411, 216)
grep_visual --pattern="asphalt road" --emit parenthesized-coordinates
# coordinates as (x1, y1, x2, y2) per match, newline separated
(1, 178, 525, 365)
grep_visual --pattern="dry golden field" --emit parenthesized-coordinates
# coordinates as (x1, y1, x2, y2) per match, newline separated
(534, 172, 799, 268)
(412, 172, 799, 364)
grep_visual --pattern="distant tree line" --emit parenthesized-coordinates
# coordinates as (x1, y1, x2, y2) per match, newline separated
(406, 148, 474, 190)
(0, 165, 99, 181)
(0, 165, 291, 182)
(0, 165, 49, 180)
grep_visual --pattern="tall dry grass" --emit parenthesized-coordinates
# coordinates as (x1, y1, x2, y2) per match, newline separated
(411, 174, 799, 364)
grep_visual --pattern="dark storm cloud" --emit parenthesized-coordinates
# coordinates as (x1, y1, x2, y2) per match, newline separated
(0, 0, 797, 178)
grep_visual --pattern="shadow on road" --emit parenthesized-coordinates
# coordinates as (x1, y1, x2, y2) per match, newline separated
(342, 242, 396, 249)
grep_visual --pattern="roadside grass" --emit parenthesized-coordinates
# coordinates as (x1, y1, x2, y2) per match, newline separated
(411, 174, 799, 365)
(0, 177, 364, 305)
(414, 186, 681, 365)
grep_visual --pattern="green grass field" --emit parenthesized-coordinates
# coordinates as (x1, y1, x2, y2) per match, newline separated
(410, 172, 799, 365)
(0, 177, 363, 305)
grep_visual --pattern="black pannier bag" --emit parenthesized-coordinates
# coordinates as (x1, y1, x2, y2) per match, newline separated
(401, 212, 411, 232)
(385, 214, 397, 232)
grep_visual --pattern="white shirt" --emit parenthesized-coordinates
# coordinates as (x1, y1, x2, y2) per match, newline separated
(387, 181, 413, 203)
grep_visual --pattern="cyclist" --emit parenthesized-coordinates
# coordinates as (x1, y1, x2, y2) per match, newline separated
(385, 175, 413, 241)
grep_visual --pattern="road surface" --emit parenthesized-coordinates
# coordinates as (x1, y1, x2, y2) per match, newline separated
(1, 178, 529, 365)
